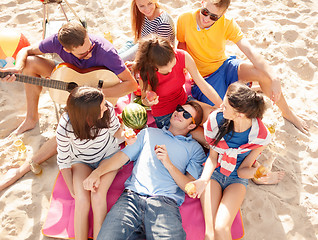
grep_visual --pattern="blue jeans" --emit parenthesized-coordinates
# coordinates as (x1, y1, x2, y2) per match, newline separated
(97, 190, 186, 240)
(118, 40, 139, 62)
(211, 170, 248, 190)
(154, 113, 172, 129)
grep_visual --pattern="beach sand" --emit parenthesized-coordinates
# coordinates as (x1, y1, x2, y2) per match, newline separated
(0, 0, 317, 239)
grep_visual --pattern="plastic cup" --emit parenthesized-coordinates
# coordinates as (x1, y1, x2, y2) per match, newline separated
(13, 139, 26, 153)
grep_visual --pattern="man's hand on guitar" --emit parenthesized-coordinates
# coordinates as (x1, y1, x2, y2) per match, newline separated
(0, 67, 20, 82)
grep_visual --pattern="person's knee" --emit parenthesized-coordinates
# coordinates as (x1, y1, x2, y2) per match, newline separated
(23, 56, 54, 77)
(214, 222, 230, 239)
(23, 56, 40, 75)
(75, 192, 91, 210)
(238, 62, 266, 83)
(91, 190, 107, 208)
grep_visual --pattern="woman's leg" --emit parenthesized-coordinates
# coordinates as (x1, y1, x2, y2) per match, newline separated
(0, 137, 57, 192)
(72, 163, 92, 240)
(200, 179, 223, 240)
(91, 170, 118, 240)
(214, 183, 246, 240)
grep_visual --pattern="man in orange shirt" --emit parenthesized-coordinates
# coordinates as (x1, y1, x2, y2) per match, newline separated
(177, 0, 307, 133)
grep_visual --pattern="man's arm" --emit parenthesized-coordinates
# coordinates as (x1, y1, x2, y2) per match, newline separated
(83, 151, 130, 191)
(155, 145, 195, 192)
(0, 44, 43, 82)
(101, 67, 138, 98)
(185, 52, 222, 107)
(236, 38, 282, 102)
(189, 148, 218, 198)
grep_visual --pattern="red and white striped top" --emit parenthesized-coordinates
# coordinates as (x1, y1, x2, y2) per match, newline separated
(204, 110, 271, 176)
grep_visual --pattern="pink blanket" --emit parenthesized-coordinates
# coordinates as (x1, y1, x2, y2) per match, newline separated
(42, 93, 244, 239)
(42, 162, 244, 239)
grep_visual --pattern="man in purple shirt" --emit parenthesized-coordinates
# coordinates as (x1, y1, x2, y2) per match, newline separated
(1, 21, 138, 134)
(0, 21, 137, 192)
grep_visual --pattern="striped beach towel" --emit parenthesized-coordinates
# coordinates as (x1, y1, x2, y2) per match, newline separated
(204, 110, 271, 176)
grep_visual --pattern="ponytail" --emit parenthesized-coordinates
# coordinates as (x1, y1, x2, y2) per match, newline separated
(133, 35, 174, 91)
(213, 82, 266, 146)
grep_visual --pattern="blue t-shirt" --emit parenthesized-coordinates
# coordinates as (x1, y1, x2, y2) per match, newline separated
(121, 127, 206, 206)
(39, 33, 126, 75)
(215, 112, 251, 178)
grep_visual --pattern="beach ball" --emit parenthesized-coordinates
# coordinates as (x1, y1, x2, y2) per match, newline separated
(0, 30, 30, 68)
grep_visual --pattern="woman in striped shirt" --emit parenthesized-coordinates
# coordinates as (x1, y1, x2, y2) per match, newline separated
(119, 0, 175, 62)
(56, 86, 134, 240)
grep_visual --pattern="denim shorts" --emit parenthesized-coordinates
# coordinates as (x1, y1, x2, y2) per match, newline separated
(71, 152, 117, 170)
(211, 170, 248, 190)
(118, 39, 138, 62)
(153, 95, 196, 129)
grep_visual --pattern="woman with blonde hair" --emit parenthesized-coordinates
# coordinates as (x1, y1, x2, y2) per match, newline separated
(119, 0, 175, 61)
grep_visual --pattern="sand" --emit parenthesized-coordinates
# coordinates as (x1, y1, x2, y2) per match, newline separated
(0, 0, 317, 239)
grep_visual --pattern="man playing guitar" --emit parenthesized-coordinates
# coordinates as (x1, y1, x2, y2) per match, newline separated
(0, 21, 138, 192)
(1, 21, 137, 134)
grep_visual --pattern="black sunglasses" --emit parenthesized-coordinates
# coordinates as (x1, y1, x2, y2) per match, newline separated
(176, 105, 195, 124)
(200, 8, 219, 22)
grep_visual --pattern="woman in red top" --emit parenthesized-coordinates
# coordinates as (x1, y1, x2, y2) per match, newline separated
(133, 35, 222, 132)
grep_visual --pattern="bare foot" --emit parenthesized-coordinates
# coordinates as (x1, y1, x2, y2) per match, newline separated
(282, 111, 308, 134)
(252, 171, 285, 185)
(0, 163, 31, 192)
(14, 118, 38, 135)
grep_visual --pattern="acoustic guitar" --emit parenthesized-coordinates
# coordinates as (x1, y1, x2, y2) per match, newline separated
(0, 63, 120, 106)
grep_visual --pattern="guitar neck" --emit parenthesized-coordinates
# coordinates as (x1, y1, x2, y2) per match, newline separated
(0, 72, 69, 91)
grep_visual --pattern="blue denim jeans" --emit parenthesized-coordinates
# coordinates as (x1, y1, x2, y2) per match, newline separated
(211, 170, 248, 190)
(97, 190, 186, 240)
(118, 40, 139, 62)
(154, 113, 173, 129)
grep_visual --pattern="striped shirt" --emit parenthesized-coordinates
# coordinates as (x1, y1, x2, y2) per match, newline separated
(56, 102, 121, 170)
(141, 11, 175, 45)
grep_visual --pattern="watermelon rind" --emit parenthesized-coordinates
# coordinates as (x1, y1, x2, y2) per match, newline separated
(122, 103, 147, 129)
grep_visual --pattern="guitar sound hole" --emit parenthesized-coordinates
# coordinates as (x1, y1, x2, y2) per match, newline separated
(66, 82, 78, 92)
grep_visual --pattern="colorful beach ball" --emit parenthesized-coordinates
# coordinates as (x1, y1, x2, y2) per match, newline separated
(0, 30, 30, 68)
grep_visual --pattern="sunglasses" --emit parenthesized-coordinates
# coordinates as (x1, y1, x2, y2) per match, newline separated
(77, 42, 95, 59)
(176, 105, 196, 125)
(200, 8, 219, 22)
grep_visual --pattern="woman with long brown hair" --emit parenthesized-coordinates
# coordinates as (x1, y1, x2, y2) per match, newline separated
(188, 82, 272, 239)
(133, 35, 222, 130)
(56, 86, 135, 240)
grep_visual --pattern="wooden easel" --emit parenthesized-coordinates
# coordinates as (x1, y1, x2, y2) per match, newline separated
(41, 0, 86, 39)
